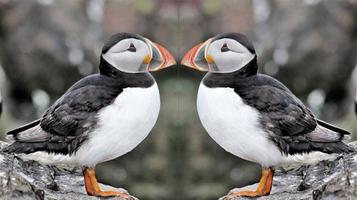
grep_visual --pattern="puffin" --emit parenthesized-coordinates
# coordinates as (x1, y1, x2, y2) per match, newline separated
(3, 33, 176, 199)
(181, 32, 354, 198)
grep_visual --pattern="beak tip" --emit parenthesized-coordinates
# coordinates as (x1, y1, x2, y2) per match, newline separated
(180, 41, 210, 72)
(149, 42, 176, 71)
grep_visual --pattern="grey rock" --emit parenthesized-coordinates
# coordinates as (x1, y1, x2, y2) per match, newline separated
(0, 141, 138, 200)
(219, 141, 357, 200)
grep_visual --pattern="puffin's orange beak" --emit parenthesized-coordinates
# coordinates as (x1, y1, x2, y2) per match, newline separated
(145, 40, 176, 71)
(181, 39, 211, 71)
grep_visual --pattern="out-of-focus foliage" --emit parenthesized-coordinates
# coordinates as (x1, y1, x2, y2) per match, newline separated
(0, 0, 356, 200)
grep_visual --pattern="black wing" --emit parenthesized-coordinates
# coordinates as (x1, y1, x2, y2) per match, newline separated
(235, 74, 354, 155)
(5, 74, 123, 154)
(235, 74, 317, 137)
(40, 74, 123, 137)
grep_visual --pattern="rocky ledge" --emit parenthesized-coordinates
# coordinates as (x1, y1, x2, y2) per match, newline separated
(0, 141, 137, 200)
(220, 141, 357, 200)
(1, 140, 356, 200)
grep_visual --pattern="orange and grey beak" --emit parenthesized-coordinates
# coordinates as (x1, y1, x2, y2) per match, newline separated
(144, 39, 176, 71)
(181, 39, 212, 71)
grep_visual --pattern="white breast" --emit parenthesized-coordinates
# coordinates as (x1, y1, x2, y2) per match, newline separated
(74, 83, 160, 167)
(197, 82, 284, 167)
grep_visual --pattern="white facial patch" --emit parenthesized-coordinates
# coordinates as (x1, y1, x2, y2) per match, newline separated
(102, 38, 150, 73)
(206, 38, 255, 73)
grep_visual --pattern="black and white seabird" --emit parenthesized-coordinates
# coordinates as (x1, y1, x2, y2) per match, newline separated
(3, 33, 176, 199)
(181, 32, 354, 198)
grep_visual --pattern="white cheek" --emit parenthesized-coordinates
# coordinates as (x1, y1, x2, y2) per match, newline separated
(102, 50, 149, 73)
(102, 52, 141, 73)
(219, 52, 254, 72)
(207, 39, 255, 73)
(214, 52, 237, 67)
(122, 52, 142, 66)
(209, 47, 254, 73)
(102, 39, 150, 73)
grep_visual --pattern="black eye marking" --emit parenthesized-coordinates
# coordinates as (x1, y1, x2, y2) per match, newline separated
(127, 43, 136, 52)
(221, 43, 230, 52)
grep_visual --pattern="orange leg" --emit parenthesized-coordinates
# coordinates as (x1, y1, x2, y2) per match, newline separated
(226, 167, 274, 199)
(83, 167, 131, 199)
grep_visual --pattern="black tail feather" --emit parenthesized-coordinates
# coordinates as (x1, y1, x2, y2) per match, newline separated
(317, 119, 351, 136)
(287, 141, 355, 155)
(312, 141, 355, 154)
(2, 142, 47, 154)
(6, 119, 41, 139)
(2, 141, 74, 155)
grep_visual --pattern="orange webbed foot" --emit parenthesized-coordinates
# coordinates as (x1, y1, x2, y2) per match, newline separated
(225, 167, 274, 199)
(83, 167, 133, 199)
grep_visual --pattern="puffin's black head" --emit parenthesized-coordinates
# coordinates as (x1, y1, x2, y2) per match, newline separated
(100, 32, 176, 74)
(181, 32, 256, 73)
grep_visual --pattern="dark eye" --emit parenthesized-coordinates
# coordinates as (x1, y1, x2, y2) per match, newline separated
(221, 43, 229, 52)
(127, 43, 136, 52)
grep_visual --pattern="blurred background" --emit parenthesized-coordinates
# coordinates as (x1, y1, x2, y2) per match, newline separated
(0, 0, 356, 200)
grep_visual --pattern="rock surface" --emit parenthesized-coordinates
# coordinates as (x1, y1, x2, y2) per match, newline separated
(0, 141, 357, 200)
(0, 141, 137, 200)
(220, 141, 357, 200)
